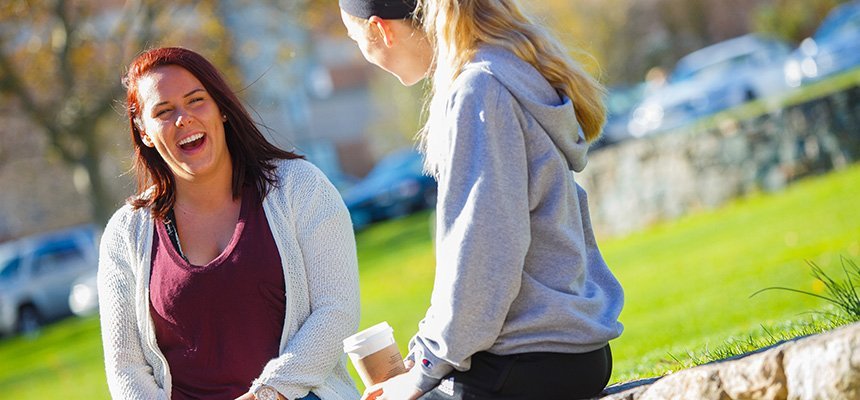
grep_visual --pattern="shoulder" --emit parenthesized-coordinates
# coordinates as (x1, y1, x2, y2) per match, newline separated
(270, 158, 331, 193)
(99, 204, 152, 273)
(272, 158, 325, 181)
(103, 204, 150, 242)
(267, 158, 343, 207)
(447, 66, 515, 117)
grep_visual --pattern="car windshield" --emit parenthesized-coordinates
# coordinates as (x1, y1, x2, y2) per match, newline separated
(814, 6, 860, 43)
(607, 85, 645, 116)
(0, 254, 21, 283)
(365, 151, 423, 181)
(670, 52, 755, 83)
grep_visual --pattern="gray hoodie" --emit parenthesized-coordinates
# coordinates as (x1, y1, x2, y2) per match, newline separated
(403, 45, 624, 392)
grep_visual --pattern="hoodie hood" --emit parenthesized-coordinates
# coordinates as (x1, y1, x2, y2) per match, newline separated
(464, 45, 589, 172)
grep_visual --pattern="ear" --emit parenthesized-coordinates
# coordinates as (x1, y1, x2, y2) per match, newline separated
(368, 16, 396, 47)
(139, 131, 155, 148)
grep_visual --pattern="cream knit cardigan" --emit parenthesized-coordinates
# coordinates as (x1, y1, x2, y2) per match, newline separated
(97, 159, 361, 400)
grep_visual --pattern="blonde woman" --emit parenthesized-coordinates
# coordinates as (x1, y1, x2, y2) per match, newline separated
(340, 1, 624, 399)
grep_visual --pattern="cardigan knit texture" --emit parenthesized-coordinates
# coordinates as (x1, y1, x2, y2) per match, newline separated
(97, 159, 361, 400)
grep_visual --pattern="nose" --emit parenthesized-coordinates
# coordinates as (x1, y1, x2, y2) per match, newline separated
(175, 113, 190, 128)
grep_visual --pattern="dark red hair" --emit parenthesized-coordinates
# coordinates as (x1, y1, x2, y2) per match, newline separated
(123, 47, 302, 219)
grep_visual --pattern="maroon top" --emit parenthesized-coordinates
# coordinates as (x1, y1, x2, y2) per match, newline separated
(150, 187, 286, 400)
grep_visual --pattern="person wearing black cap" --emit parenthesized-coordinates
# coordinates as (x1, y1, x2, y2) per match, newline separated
(341, 1, 624, 400)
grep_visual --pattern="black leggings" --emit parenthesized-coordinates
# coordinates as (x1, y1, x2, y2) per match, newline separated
(418, 345, 612, 400)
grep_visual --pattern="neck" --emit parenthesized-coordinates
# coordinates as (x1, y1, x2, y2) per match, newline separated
(174, 163, 237, 215)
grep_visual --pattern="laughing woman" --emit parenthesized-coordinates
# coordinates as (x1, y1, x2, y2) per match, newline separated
(98, 47, 360, 400)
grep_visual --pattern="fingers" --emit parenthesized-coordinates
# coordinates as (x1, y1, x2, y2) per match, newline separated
(404, 359, 415, 371)
(361, 384, 384, 400)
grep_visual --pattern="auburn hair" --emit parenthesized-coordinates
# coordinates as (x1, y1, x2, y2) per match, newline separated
(122, 47, 302, 219)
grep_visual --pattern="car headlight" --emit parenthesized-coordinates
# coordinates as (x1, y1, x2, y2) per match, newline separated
(800, 58, 818, 79)
(799, 38, 818, 57)
(785, 60, 803, 87)
(70, 283, 97, 315)
(629, 104, 664, 137)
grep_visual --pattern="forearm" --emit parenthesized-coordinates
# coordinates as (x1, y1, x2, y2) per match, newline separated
(98, 224, 167, 398)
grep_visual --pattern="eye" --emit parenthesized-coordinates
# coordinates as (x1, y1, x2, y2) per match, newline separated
(190, 97, 204, 104)
(154, 108, 171, 118)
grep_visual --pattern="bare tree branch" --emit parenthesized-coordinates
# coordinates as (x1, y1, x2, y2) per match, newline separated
(54, 0, 76, 97)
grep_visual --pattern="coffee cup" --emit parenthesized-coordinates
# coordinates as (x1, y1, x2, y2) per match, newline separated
(343, 321, 407, 387)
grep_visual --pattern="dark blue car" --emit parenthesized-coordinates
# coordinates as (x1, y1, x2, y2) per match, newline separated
(342, 149, 437, 230)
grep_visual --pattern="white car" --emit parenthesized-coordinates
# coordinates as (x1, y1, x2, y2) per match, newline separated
(629, 34, 790, 137)
(69, 270, 98, 317)
(0, 225, 99, 336)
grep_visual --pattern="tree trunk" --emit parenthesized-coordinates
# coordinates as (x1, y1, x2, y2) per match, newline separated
(79, 131, 115, 228)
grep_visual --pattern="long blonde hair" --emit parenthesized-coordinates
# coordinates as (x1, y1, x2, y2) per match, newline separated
(416, 0, 606, 150)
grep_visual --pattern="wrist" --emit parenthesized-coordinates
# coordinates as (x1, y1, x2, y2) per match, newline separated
(254, 385, 283, 400)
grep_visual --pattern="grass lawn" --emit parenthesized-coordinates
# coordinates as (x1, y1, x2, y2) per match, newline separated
(1, 164, 858, 397)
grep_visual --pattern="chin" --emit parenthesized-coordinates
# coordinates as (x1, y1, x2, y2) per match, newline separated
(398, 73, 426, 87)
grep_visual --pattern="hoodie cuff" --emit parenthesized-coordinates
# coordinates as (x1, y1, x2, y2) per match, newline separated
(401, 364, 444, 393)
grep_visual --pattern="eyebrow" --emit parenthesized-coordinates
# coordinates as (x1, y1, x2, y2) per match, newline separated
(152, 88, 205, 109)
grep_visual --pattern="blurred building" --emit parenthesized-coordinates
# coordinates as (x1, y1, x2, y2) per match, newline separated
(219, 0, 377, 183)
(0, 1, 383, 240)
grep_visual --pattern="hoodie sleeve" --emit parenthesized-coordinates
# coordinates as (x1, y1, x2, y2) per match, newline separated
(403, 69, 532, 392)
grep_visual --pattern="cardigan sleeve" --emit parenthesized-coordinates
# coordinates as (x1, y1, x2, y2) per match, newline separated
(97, 206, 169, 400)
(252, 164, 361, 399)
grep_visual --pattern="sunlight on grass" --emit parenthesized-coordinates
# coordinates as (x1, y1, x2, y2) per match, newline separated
(1, 163, 858, 397)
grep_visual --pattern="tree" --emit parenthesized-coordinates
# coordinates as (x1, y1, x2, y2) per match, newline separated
(0, 0, 231, 226)
(753, 0, 851, 43)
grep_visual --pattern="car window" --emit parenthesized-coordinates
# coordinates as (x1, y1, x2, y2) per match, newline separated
(0, 256, 22, 283)
(676, 53, 755, 82)
(32, 239, 86, 276)
(366, 151, 423, 180)
(815, 7, 860, 42)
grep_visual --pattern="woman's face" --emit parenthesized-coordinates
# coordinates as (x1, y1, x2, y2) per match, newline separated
(136, 65, 231, 183)
(341, 10, 431, 86)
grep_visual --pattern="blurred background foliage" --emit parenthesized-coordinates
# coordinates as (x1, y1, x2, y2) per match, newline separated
(0, 0, 852, 228)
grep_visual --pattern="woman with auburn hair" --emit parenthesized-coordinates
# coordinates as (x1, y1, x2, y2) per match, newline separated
(98, 46, 360, 400)
(340, 1, 624, 399)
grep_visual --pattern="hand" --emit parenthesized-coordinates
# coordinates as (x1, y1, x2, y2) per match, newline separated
(234, 391, 287, 400)
(361, 372, 423, 400)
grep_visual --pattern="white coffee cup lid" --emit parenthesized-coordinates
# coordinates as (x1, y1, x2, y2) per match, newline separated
(343, 321, 395, 354)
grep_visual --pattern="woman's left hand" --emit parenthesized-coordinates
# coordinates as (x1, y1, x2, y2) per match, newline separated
(234, 391, 287, 400)
(361, 372, 423, 400)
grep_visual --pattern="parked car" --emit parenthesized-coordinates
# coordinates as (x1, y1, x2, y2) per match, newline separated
(342, 149, 437, 230)
(784, 1, 860, 87)
(629, 34, 791, 137)
(0, 224, 99, 336)
(594, 83, 646, 149)
(69, 269, 98, 317)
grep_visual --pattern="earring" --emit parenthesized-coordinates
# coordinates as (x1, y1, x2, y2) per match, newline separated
(222, 114, 227, 122)
(140, 133, 154, 147)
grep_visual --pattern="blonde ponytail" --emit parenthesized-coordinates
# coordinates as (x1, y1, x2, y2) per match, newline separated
(417, 0, 606, 144)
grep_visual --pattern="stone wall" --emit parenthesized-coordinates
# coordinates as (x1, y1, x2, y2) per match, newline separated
(578, 86, 860, 237)
(600, 321, 860, 399)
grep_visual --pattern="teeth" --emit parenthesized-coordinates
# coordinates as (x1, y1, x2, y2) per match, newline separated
(178, 133, 204, 146)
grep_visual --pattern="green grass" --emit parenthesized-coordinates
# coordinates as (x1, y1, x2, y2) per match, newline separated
(1, 164, 859, 397)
